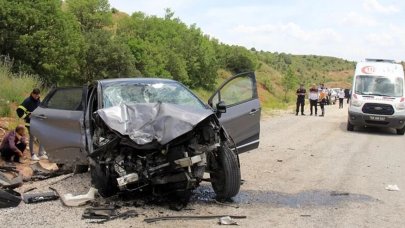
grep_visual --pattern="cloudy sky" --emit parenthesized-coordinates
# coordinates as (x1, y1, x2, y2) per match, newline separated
(110, 0, 405, 61)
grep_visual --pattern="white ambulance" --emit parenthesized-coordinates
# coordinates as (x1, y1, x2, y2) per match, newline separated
(347, 59, 405, 135)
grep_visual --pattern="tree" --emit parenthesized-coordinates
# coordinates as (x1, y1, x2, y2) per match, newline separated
(79, 30, 136, 82)
(281, 67, 298, 102)
(222, 46, 258, 74)
(65, 0, 112, 32)
(0, 0, 84, 85)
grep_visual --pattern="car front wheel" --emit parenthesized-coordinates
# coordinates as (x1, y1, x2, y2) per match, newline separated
(210, 144, 241, 200)
(347, 121, 354, 131)
(396, 126, 405, 135)
(90, 163, 118, 197)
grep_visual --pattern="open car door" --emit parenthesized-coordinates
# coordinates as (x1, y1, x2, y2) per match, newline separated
(208, 72, 261, 153)
(31, 87, 88, 165)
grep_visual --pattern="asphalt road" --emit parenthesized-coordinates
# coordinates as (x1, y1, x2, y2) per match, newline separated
(1, 102, 405, 227)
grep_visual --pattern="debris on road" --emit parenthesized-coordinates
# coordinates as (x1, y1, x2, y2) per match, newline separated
(23, 187, 37, 193)
(48, 173, 74, 186)
(62, 187, 98, 207)
(215, 199, 240, 208)
(144, 215, 247, 223)
(22, 191, 59, 204)
(82, 207, 138, 224)
(385, 185, 400, 191)
(330, 191, 350, 196)
(277, 159, 283, 162)
(82, 207, 118, 220)
(0, 171, 23, 189)
(219, 216, 238, 225)
(0, 165, 18, 173)
(0, 189, 21, 208)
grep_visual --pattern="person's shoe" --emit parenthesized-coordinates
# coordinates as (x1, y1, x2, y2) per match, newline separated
(31, 154, 40, 161)
(39, 154, 48, 160)
(315, 113, 318, 116)
(301, 113, 305, 116)
(296, 113, 298, 116)
(310, 113, 313, 116)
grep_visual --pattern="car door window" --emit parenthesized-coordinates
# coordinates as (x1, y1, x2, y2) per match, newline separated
(218, 75, 254, 106)
(43, 88, 83, 110)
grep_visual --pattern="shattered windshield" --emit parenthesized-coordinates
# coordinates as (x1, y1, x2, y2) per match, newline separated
(102, 81, 207, 110)
(355, 75, 403, 97)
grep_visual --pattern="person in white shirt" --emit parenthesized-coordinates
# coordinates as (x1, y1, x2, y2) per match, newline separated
(338, 89, 345, 109)
(309, 84, 319, 116)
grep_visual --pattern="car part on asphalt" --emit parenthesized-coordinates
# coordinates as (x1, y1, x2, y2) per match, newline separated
(0, 171, 23, 189)
(22, 191, 59, 204)
(0, 189, 21, 208)
(62, 187, 98, 207)
(82, 207, 118, 220)
(385, 185, 400, 191)
(143, 215, 247, 223)
(82, 207, 138, 224)
(218, 216, 238, 225)
(0, 165, 18, 173)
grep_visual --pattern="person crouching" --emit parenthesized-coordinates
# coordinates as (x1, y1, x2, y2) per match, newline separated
(0, 125, 27, 163)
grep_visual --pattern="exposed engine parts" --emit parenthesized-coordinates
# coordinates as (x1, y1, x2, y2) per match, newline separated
(90, 115, 236, 200)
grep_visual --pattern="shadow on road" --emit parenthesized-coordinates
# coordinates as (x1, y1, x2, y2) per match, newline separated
(338, 122, 400, 136)
(192, 185, 378, 208)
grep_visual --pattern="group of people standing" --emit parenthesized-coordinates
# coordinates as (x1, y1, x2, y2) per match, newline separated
(296, 84, 347, 117)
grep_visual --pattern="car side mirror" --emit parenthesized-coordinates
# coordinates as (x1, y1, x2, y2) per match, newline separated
(216, 101, 227, 114)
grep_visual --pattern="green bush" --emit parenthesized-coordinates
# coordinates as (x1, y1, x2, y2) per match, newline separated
(0, 57, 41, 117)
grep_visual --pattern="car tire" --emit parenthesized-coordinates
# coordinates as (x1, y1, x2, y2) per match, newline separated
(90, 163, 118, 197)
(396, 126, 405, 135)
(347, 121, 354, 131)
(210, 145, 241, 200)
(74, 165, 89, 174)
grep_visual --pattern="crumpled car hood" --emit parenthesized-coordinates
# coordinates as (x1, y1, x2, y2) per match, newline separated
(96, 103, 213, 145)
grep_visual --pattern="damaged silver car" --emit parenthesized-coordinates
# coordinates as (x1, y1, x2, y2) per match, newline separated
(31, 72, 261, 200)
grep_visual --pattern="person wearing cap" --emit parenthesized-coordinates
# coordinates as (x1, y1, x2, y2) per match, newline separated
(296, 84, 306, 116)
(318, 84, 327, 117)
(309, 84, 318, 116)
(0, 125, 27, 163)
(16, 88, 47, 161)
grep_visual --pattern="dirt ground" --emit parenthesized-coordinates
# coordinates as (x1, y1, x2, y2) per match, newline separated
(1, 102, 405, 227)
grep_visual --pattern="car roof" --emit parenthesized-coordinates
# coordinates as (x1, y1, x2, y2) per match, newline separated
(97, 78, 178, 86)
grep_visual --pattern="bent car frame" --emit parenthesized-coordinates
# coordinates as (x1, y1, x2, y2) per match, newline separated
(31, 72, 261, 201)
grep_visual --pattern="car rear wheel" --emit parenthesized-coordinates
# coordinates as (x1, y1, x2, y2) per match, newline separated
(396, 126, 405, 135)
(210, 145, 241, 200)
(347, 121, 354, 131)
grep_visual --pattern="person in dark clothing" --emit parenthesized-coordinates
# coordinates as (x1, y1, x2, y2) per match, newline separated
(309, 84, 318, 116)
(0, 125, 27, 163)
(296, 84, 306, 115)
(16, 88, 47, 161)
(318, 84, 327, 117)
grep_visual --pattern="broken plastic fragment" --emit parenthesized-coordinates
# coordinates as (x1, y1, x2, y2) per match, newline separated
(385, 185, 400, 191)
(219, 216, 238, 225)
(0, 189, 21, 208)
(62, 187, 98, 207)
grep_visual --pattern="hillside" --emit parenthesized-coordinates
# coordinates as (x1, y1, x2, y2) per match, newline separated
(0, 1, 356, 117)
(254, 53, 354, 109)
